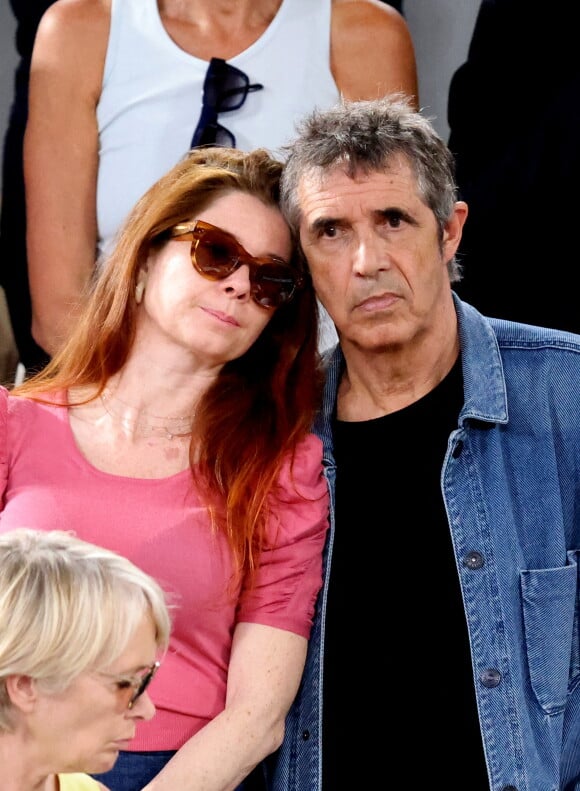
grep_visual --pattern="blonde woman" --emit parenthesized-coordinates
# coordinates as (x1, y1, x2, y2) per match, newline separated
(0, 528, 172, 791)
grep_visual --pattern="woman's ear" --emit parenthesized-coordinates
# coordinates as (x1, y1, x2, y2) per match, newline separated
(5, 674, 39, 713)
(135, 268, 149, 305)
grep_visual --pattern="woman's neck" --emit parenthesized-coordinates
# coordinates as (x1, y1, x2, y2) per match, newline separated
(0, 738, 57, 791)
(157, 0, 284, 60)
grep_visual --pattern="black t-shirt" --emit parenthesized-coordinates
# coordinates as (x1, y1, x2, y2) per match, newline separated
(322, 360, 488, 788)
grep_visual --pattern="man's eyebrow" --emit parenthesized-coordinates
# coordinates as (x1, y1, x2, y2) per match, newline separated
(309, 216, 346, 233)
(377, 207, 419, 226)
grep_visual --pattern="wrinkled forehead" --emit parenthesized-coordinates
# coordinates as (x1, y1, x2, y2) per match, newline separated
(298, 153, 417, 196)
(297, 155, 421, 222)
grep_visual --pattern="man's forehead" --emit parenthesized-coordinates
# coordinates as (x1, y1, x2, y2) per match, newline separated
(298, 158, 419, 218)
(301, 153, 413, 185)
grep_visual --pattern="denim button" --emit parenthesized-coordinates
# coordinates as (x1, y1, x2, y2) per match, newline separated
(502, 786, 518, 791)
(301, 730, 310, 741)
(480, 668, 501, 688)
(452, 439, 464, 458)
(463, 551, 484, 569)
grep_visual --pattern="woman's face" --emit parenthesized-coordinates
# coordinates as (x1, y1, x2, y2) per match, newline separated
(32, 611, 158, 775)
(136, 191, 293, 368)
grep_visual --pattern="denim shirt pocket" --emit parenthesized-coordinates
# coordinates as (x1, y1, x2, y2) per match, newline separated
(520, 553, 578, 714)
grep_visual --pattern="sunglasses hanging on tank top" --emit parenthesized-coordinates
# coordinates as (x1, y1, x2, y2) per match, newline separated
(191, 58, 264, 148)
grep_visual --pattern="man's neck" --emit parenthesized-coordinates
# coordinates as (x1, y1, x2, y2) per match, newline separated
(336, 334, 460, 421)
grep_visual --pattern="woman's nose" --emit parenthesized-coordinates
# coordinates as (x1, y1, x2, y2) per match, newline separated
(222, 262, 252, 299)
(128, 691, 156, 721)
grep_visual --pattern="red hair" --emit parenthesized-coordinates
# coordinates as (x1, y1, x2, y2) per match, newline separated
(13, 147, 323, 583)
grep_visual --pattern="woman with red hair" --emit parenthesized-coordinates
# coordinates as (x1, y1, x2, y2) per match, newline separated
(0, 145, 329, 791)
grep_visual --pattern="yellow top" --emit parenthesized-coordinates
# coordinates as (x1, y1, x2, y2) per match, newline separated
(58, 774, 102, 791)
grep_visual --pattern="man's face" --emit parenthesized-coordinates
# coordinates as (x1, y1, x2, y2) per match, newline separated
(297, 157, 465, 352)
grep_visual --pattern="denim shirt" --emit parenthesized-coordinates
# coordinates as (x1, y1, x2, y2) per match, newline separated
(268, 295, 580, 791)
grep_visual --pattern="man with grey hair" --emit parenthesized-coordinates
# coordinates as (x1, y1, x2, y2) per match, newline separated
(267, 95, 580, 790)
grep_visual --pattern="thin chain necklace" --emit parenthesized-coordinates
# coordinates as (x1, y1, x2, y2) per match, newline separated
(100, 388, 194, 441)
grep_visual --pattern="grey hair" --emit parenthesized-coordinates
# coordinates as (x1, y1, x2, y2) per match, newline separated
(280, 94, 462, 282)
(0, 528, 173, 732)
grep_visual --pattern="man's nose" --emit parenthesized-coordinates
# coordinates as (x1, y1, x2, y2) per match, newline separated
(352, 232, 388, 276)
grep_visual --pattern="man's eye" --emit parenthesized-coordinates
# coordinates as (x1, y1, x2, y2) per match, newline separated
(384, 210, 403, 228)
(319, 224, 338, 238)
(116, 679, 133, 691)
(382, 209, 416, 230)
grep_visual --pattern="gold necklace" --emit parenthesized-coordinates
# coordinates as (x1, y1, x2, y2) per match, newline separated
(100, 389, 194, 440)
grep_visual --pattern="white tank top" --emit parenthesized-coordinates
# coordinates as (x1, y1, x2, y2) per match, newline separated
(96, 0, 340, 257)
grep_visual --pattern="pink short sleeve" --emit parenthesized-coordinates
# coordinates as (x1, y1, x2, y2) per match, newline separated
(236, 433, 329, 638)
(0, 387, 8, 506)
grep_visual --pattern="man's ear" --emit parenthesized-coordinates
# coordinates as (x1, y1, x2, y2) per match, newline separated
(5, 674, 39, 713)
(442, 200, 468, 260)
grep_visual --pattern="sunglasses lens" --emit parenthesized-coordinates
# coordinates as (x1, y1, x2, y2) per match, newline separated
(189, 224, 300, 309)
(192, 59, 263, 150)
(195, 233, 238, 279)
(253, 264, 297, 308)
(128, 664, 158, 709)
(205, 60, 250, 111)
(201, 123, 236, 147)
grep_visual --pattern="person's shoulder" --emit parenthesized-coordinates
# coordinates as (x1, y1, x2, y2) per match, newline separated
(331, 0, 411, 40)
(271, 433, 326, 500)
(0, 386, 20, 415)
(330, 0, 418, 104)
(31, 0, 111, 98)
(37, 0, 110, 31)
(489, 314, 580, 339)
(458, 297, 580, 362)
(291, 433, 325, 473)
(2, 391, 35, 433)
(34, 0, 110, 54)
(4, 387, 65, 416)
(489, 316, 580, 357)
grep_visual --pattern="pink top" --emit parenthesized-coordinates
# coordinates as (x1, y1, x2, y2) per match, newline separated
(0, 388, 329, 750)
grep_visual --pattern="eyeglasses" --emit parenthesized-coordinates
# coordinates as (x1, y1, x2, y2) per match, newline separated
(99, 661, 160, 710)
(170, 220, 304, 309)
(191, 58, 264, 148)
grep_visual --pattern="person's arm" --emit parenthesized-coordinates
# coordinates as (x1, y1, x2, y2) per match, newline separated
(24, 0, 109, 357)
(331, 0, 419, 107)
(145, 434, 329, 791)
(144, 622, 308, 791)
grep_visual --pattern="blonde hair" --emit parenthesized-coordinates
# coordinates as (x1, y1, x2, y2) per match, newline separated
(0, 528, 172, 732)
